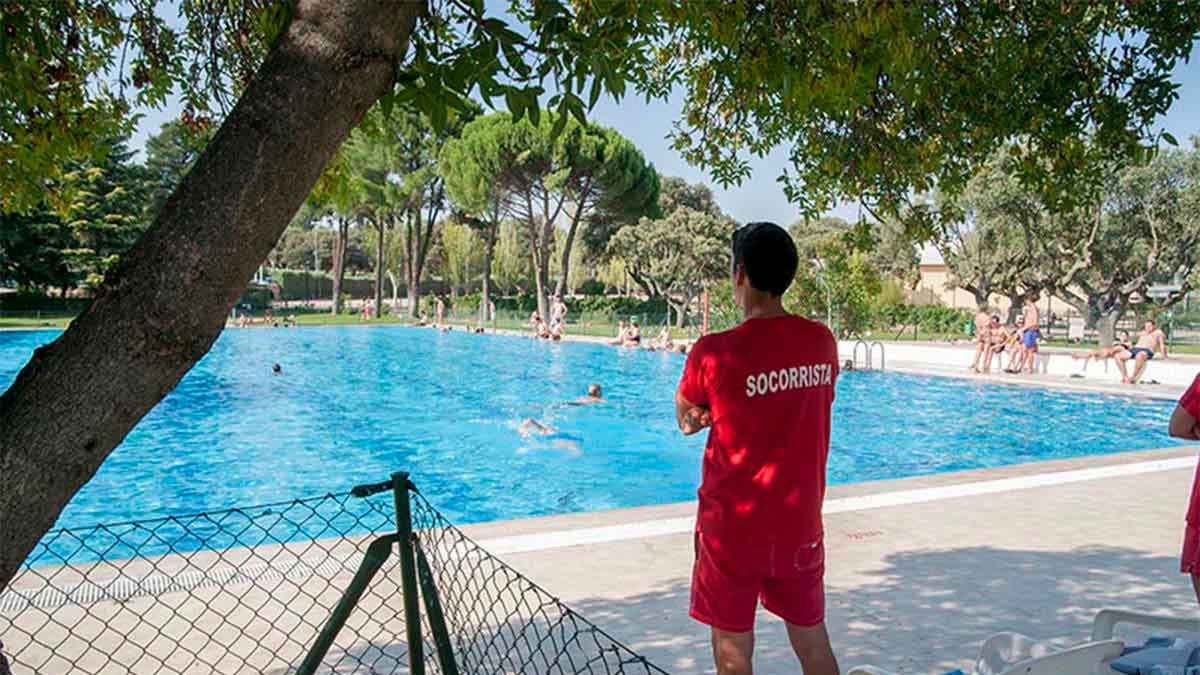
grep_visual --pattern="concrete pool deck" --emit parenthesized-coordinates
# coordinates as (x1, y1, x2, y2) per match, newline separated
(460, 445, 1200, 674)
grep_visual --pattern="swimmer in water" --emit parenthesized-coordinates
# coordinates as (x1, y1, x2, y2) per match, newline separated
(272, 363, 282, 374)
(574, 383, 604, 404)
(520, 418, 555, 436)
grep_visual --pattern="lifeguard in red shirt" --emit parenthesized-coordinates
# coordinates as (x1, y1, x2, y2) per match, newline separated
(1169, 372, 1200, 603)
(675, 222, 839, 675)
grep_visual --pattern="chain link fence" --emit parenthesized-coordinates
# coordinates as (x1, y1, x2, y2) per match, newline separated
(0, 473, 667, 675)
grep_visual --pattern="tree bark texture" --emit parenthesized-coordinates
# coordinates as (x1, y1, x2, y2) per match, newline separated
(0, 0, 422, 593)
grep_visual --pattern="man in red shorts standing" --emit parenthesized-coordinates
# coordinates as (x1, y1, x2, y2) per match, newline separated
(675, 222, 840, 675)
(1169, 372, 1200, 603)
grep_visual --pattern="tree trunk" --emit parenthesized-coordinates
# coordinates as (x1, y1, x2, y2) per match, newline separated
(386, 270, 399, 311)
(0, 0, 421, 593)
(554, 199, 587, 300)
(372, 220, 385, 318)
(672, 300, 688, 328)
(480, 223, 495, 322)
(331, 217, 348, 315)
(1095, 312, 1119, 347)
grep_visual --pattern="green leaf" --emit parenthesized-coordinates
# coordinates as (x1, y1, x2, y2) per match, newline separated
(1164, 132, 1179, 146)
(504, 88, 525, 120)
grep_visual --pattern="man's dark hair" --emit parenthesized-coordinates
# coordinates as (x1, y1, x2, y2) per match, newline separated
(731, 221, 799, 297)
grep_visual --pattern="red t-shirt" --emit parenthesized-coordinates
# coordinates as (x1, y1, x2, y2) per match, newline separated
(1182, 373, 1200, 523)
(677, 314, 838, 546)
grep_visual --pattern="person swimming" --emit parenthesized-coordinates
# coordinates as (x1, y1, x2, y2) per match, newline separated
(272, 363, 282, 374)
(571, 384, 604, 405)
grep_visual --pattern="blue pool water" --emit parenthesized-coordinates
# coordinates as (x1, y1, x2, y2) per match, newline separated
(0, 327, 1182, 553)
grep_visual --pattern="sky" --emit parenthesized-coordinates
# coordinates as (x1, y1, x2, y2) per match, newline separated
(127, 29, 1200, 227)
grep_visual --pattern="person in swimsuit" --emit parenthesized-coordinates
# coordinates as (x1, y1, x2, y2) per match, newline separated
(1072, 331, 1132, 362)
(1015, 297, 1041, 374)
(1001, 316, 1025, 373)
(610, 320, 628, 345)
(982, 315, 1005, 374)
(970, 308, 992, 372)
(623, 321, 642, 347)
(1116, 320, 1168, 384)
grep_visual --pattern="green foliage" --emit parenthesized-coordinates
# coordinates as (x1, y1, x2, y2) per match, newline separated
(578, 278, 606, 296)
(873, 304, 974, 335)
(438, 220, 484, 288)
(0, 137, 149, 291)
(143, 120, 214, 219)
(607, 180, 735, 322)
(568, 295, 666, 318)
(0, 292, 91, 312)
(658, 2, 1199, 214)
(3, 0, 1197, 221)
(267, 269, 375, 301)
(0, 0, 289, 211)
(785, 226, 882, 336)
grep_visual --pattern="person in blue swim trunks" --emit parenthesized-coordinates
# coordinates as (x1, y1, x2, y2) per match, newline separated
(1008, 298, 1040, 374)
(1116, 319, 1169, 384)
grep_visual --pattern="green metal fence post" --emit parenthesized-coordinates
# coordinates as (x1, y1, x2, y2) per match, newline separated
(415, 543, 461, 675)
(393, 472, 426, 675)
(295, 534, 398, 675)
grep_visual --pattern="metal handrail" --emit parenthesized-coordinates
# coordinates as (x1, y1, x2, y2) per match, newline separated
(852, 339, 870, 370)
(869, 341, 885, 371)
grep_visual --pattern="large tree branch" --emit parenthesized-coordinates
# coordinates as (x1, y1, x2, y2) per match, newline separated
(0, 0, 422, 592)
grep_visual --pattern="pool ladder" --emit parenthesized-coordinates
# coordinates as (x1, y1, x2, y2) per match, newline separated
(852, 340, 886, 371)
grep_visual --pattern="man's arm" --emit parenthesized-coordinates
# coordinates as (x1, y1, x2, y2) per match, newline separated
(675, 391, 712, 435)
(1159, 331, 1169, 358)
(1170, 403, 1198, 440)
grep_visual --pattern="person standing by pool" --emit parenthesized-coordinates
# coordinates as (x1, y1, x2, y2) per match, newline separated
(550, 296, 568, 331)
(970, 307, 992, 373)
(1015, 296, 1040, 374)
(1168, 373, 1200, 604)
(435, 296, 446, 327)
(674, 221, 840, 675)
(1116, 319, 1169, 384)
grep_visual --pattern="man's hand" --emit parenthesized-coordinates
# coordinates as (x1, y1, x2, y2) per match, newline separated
(675, 391, 712, 435)
(680, 406, 713, 435)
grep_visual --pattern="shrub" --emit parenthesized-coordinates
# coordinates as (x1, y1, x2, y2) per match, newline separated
(453, 293, 482, 313)
(578, 278, 606, 296)
(0, 292, 90, 312)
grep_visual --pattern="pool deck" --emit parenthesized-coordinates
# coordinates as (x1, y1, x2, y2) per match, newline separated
(459, 444, 1200, 674)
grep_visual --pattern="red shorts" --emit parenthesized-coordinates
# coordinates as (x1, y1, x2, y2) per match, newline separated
(1182, 524, 1200, 574)
(690, 532, 825, 633)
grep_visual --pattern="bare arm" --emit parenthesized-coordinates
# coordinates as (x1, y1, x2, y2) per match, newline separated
(1170, 404, 1199, 440)
(675, 391, 712, 435)
(1160, 331, 1169, 358)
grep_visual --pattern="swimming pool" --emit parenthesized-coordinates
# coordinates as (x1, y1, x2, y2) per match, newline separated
(0, 327, 1182, 543)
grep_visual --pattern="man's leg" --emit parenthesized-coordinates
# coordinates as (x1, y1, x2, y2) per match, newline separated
(1131, 352, 1151, 384)
(712, 628, 755, 675)
(786, 621, 839, 675)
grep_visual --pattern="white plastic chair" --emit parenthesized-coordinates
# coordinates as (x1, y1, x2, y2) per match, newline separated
(1090, 608, 1200, 642)
(847, 633, 1123, 675)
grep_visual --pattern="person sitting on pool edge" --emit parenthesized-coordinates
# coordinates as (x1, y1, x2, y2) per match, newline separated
(1116, 319, 1169, 384)
(675, 221, 840, 675)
